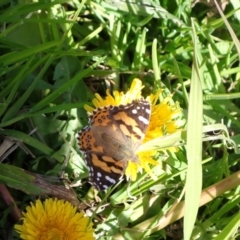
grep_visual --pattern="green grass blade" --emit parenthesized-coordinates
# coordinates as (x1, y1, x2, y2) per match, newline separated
(1, 129, 63, 162)
(184, 18, 203, 240)
(214, 212, 240, 240)
(29, 58, 105, 113)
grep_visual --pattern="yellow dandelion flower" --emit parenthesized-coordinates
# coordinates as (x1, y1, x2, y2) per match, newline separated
(80, 78, 182, 187)
(145, 95, 182, 143)
(14, 198, 95, 240)
(123, 84, 182, 181)
(84, 78, 145, 112)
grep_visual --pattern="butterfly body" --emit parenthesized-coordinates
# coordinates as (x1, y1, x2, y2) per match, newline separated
(77, 99, 150, 190)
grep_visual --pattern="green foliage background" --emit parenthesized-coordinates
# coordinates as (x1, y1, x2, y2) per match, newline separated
(1, 0, 240, 239)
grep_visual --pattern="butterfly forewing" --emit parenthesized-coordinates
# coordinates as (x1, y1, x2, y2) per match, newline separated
(110, 99, 151, 146)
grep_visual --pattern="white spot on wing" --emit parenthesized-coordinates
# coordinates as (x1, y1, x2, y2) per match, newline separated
(132, 109, 138, 114)
(105, 176, 116, 184)
(138, 116, 149, 125)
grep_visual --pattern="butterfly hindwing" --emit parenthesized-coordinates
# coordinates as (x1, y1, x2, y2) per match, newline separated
(84, 152, 125, 190)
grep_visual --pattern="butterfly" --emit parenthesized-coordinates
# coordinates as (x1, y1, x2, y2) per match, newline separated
(77, 99, 151, 190)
